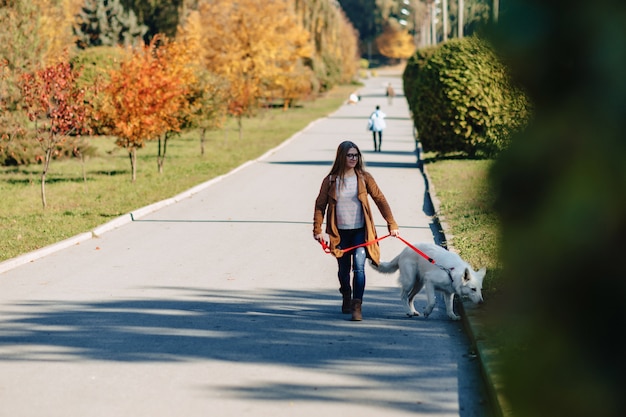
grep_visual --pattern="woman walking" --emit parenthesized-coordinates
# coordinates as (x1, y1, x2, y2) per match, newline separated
(369, 105, 387, 152)
(313, 141, 400, 321)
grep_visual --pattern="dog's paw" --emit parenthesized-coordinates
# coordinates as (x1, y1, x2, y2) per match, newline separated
(405, 312, 420, 318)
(448, 314, 461, 321)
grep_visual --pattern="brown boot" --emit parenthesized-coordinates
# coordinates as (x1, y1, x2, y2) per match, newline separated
(340, 288, 352, 314)
(351, 299, 362, 321)
(342, 294, 351, 314)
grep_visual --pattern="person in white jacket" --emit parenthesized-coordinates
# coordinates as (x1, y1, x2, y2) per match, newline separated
(368, 105, 387, 152)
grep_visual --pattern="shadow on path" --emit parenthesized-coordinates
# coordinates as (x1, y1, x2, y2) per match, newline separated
(0, 287, 475, 414)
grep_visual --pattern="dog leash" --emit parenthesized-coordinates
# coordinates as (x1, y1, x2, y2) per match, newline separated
(318, 233, 436, 264)
(318, 234, 455, 282)
(318, 234, 392, 255)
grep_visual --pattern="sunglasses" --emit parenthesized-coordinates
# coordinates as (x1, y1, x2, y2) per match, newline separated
(346, 153, 360, 159)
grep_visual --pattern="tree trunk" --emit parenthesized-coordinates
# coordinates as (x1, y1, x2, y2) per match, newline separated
(238, 116, 243, 141)
(493, 0, 499, 23)
(129, 148, 137, 182)
(157, 133, 169, 174)
(443, 0, 448, 42)
(80, 152, 87, 184)
(458, 0, 464, 38)
(157, 135, 164, 174)
(200, 127, 206, 156)
(40, 148, 52, 208)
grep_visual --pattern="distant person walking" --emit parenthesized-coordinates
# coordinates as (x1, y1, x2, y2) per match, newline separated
(386, 83, 395, 105)
(313, 141, 400, 321)
(368, 105, 386, 152)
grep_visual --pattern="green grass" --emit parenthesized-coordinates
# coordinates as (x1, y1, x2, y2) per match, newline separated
(424, 154, 510, 416)
(0, 85, 357, 262)
(423, 155, 503, 296)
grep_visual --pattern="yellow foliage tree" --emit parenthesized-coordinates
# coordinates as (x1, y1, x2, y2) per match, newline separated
(185, 0, 313, 137)
(162, 31, 229, 157)
(376, 24, 416, 61)
(337, 10, 360, 84)
(37, 0, 81, 64)
(271, 61, 313, 110)
(176, 10, 229, 154)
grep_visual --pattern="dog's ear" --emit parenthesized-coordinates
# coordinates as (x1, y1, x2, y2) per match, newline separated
(463, 268, 471, 283)
(476, 267, 486, 282)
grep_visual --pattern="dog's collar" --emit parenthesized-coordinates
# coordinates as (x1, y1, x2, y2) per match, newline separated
(438, 266, 454, 282)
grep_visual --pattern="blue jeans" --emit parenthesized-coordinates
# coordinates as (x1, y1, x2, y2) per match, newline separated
(337, 228, 367, 300)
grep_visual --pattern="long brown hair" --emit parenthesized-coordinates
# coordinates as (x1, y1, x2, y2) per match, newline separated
(328, 141, 365, 181)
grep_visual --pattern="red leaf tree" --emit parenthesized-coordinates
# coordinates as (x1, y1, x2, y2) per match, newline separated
(19, 60, 91, 208)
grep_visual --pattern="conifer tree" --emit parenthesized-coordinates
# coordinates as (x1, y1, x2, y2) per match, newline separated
(73, 0, 147, 49)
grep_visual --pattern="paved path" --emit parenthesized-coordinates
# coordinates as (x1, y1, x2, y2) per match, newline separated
(0, 72, 492, 416)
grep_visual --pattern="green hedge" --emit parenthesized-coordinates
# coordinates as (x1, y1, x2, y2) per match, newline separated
(402, 45, 438, 117)
(409, 36, 530, 157)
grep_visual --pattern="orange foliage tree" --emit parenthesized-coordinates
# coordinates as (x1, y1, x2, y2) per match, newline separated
(19, 60, 92, 208)
(188, 0, 312, 138)
(376, 24, 416, 62)
(101, 37, 189, 181)
(149, 37, 197, 173)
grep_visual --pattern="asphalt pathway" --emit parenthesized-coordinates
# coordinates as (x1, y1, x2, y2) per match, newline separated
(0, 71, 492, 417)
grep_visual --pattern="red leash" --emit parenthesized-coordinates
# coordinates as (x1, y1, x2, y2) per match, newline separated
(318, 233, 436, 264)
(394, 235, 436, 264)
(318, 234, 391, 253)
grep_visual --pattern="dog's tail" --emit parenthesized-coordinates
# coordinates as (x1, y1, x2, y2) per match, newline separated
(371, 253, 401, 274)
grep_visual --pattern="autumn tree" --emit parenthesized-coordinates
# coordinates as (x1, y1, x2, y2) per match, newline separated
(189, 0, 312, 139)
(271, 62, 313, 110)
(19, 60, 92, 208)
(149, 37, 212, 173)
(0, 0, 71, 100)
(293, 0, 359, 88)
(0, 0, 86, 166)
(101, 37, 189, 181)
(335, 9, 361, 84)
(376, 23, 416, 62)
(175, 11, 229, 155)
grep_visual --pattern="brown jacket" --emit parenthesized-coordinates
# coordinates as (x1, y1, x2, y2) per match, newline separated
(313, 171, 398, 265)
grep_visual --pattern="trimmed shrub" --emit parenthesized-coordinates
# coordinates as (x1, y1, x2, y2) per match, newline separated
(402, 45, 439, 118)
(414, 36, 530, 157)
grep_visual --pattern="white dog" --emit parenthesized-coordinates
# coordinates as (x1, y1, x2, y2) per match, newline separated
(372, 243, 486, 320)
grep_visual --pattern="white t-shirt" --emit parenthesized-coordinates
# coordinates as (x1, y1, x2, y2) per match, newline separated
(336, 175, 364, 229)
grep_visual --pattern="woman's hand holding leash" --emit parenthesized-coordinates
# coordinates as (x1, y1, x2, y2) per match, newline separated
(314, 233, 331, 253)
(390, 229, 400, 237)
